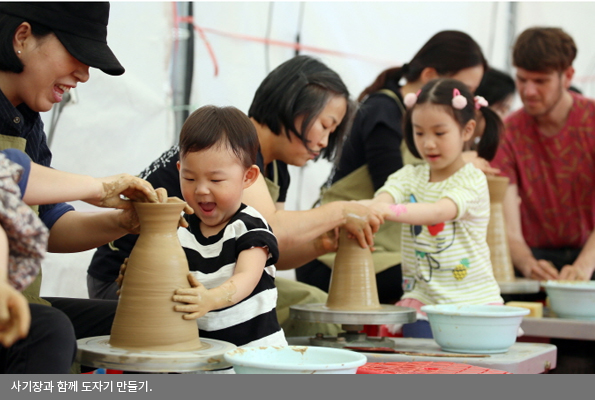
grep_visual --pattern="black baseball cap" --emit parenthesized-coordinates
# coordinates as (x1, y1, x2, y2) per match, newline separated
(0, 2, 125, 75)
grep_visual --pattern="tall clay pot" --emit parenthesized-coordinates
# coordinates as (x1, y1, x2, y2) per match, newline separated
(110, 197, 203, 351)
(326, 228, 382, 310)
(486, 176, 515, 282)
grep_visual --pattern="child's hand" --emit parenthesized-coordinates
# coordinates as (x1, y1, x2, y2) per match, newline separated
(356, 199, 374, 207)
(0, 281, 31, 347)
(341, 201, 384, 248)
(314, 228, 339, 254)
(172, 274, 216, 320)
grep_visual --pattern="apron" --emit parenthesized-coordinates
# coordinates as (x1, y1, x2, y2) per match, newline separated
(375, 89, 423, 168)
(264, 159, 342, 336)
(0, 134, 49, 306)
(264, 160, 281, 203)
(316, 89, 423, 273)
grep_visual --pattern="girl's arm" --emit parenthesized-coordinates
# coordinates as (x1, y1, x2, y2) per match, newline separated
(365, 191, 458, 226)
(172, 247, 268, 319)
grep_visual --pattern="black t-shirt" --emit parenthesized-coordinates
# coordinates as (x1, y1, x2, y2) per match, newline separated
(87, 145, 290, 282)
(330, 83, 405, 191)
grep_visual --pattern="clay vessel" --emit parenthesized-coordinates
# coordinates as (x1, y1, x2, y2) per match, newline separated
(486, 176, 515, 282)
(326, 228, 382, 310)
(110, 197, 203, 351)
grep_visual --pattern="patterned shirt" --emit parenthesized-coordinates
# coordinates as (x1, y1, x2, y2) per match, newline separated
(377, 163, 503, 305)
(491, 92, 595, 249)
(178, 203, 287, 347)
(0, 150, 48, 291)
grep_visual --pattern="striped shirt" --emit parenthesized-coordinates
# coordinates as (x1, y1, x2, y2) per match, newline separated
(178, 203, 287, 347)
(377, 163, 503, 305)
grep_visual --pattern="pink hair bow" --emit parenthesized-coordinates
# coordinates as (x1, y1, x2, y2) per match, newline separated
(474, 95, 489, 110)
(451, 89, 467, 109)
(403, 89, 420, 109)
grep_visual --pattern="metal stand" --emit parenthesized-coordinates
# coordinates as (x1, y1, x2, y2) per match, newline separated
(76, 336, 236, 373)
(290, 304, 416, 348)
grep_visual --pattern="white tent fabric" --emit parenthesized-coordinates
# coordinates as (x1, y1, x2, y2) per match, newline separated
(40, 1, 595, 298)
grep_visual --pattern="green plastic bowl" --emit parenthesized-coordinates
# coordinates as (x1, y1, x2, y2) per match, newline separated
(543, 281, 595, 320)
(224, 345, 367, 374)
(421, 304, 530, 354)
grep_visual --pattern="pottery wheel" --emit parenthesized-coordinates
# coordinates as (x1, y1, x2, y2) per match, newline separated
(76, 336, 236, 373)
(289, 304, 416, 348)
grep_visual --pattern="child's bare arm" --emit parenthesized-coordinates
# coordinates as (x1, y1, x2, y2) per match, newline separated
(172, 247, 268, 320)
(362, 192, 458, 226)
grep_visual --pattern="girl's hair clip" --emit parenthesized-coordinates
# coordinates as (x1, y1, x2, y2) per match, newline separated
(451, 88, 467, 109)
(403, 90, 420, 109)
(474, 95, 489, 110)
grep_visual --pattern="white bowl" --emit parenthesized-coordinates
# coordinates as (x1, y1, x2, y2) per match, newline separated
(542, 281, 595, 320)
(224, 345, 367, 374)
(421, 304, 530, 354)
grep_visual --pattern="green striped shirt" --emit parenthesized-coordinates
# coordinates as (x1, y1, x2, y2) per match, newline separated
(377, 163, 503, 305)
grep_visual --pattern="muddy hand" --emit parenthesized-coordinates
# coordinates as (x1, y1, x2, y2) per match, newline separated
(172, 274, 212, 320)
(341, 201, 383, 249)
(96, 174, 159, 209)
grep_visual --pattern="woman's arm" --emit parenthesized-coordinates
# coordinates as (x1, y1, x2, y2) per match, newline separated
(243, 174, 382, 259)
(47, 209, 140, 253)
(24, 163, 159, 207)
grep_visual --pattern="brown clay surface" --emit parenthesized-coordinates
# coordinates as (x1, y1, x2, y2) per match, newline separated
(326, 229, 382, 310)
(110, 197, 203, 351)
(486, 176, 515, 282)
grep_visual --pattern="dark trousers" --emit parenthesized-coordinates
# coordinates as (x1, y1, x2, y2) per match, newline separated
(0, 298, 117, 374)
(295, 259, 403, 305)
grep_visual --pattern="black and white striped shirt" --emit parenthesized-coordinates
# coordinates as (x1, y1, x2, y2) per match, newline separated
(178, 203, 287, 347)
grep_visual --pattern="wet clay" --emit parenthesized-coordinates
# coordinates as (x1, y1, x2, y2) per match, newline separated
(110, 197, 203, 351)
(486, 176, 515, 282)
(326, 228, 382, 310)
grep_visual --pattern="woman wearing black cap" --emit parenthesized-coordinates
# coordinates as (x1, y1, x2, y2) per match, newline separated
(0, 2, 151, 373)
(296, 31, 488, 306)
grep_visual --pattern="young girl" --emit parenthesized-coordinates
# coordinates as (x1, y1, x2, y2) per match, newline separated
(362, 78, 504, 338)
(171, 105, 287, 348)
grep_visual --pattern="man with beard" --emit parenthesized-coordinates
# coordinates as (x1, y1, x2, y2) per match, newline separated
(492, 27, 595, 374)
(492, 27, 595, 284)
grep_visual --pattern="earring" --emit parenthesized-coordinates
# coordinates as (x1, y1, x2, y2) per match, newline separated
(17, 50, 21, 54)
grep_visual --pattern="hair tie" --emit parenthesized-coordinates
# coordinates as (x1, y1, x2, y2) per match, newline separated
(474, 95, 489, 110)
(452, 89, 467, 109)
(403, 90, 419, 109)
